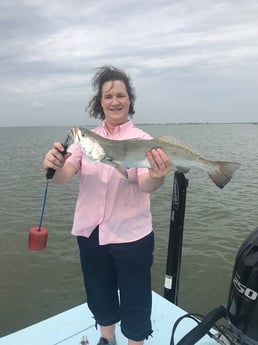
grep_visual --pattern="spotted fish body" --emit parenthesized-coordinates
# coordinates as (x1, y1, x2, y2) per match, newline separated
(70, 127, 240, 189)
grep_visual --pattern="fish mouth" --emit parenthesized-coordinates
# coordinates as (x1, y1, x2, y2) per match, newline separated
(70, 127, 80, 143)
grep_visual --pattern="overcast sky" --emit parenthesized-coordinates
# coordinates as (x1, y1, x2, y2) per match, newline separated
(1, 0, 257, 126)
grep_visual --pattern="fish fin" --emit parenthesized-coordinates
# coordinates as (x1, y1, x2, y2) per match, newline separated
(157, 136, 201, 156)
(102, 157, 129, 178)
(115, 166, 129, 178)
(175, 166, 191, 174)
(208, 161, 240, 189)
(157, 136, 175, 143)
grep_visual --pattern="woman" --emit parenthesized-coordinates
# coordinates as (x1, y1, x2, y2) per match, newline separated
(43, 66, 172, 345)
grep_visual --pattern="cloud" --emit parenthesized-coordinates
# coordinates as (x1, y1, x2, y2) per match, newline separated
(0, 0, 258, 126)
(30, 99, 44, 109)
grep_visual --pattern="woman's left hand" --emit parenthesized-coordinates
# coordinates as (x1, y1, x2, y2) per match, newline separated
(146, 148, 172, 179)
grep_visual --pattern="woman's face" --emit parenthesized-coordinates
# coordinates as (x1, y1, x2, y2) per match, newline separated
(100, 80, 131, 127)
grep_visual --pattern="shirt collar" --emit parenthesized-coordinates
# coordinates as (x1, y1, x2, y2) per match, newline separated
(102, 120, 134, 138)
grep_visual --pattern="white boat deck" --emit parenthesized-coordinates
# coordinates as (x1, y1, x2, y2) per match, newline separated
(0, 291, 217, 345)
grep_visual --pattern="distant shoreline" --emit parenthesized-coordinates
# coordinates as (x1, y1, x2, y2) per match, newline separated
(137, 122, 258, 126)
(0, 122, 257, 128)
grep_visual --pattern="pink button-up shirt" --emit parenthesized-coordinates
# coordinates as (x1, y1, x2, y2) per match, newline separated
(67, 120, 153, 245)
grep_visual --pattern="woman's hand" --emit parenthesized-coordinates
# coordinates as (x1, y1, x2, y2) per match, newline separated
(43, 142, 71, 171)
(146, 148, 172, 179)
(43, 142, 75, 184)
(138, 149, 172, 193)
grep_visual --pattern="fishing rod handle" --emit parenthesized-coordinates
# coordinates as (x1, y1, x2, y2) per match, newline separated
(45, 143, 68, 180)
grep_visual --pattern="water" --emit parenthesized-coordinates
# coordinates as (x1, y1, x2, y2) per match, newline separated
(0, 123, 257, 337)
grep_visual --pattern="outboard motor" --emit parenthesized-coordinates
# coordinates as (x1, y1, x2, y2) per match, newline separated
(173, 227, 258, 345)
(227, 226, 258, 345)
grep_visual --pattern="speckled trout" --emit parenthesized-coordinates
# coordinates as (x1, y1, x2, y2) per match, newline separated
(69, 127, 240, 189)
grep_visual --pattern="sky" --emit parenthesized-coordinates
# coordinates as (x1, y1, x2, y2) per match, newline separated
(0, 0, 258, 127)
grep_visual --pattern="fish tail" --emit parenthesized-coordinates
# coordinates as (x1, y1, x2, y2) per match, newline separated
(208, 161, 240, 189)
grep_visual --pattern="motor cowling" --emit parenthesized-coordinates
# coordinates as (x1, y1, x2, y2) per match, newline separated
(227, 226, 258, 345)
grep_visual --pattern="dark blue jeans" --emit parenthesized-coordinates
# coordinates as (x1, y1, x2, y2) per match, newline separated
(77, 228, 154, 341)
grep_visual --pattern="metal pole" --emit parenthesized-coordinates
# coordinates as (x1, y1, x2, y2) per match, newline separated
(164, 171, 188, 305)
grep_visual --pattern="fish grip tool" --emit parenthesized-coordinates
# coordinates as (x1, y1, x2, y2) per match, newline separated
(28, 133, 71, 251)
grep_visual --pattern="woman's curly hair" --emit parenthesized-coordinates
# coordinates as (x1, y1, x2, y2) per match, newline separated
(86, 65, 136, 120)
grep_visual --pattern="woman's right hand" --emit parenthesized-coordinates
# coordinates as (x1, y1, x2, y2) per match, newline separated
(43, 142, 71, 171)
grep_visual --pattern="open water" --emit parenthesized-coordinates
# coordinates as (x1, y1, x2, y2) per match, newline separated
(0, 123, 257, 337)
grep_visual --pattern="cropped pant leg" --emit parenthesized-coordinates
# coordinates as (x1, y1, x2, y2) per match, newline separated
(77, 228, 154, 341)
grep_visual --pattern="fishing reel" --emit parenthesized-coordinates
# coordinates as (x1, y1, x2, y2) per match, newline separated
(171, 226, 258, 345)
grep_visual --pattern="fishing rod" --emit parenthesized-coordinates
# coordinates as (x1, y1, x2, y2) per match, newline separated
(28, 133, 71, 251)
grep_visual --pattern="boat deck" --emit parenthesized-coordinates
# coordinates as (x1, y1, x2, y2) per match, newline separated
(0, 291, 218, 344)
